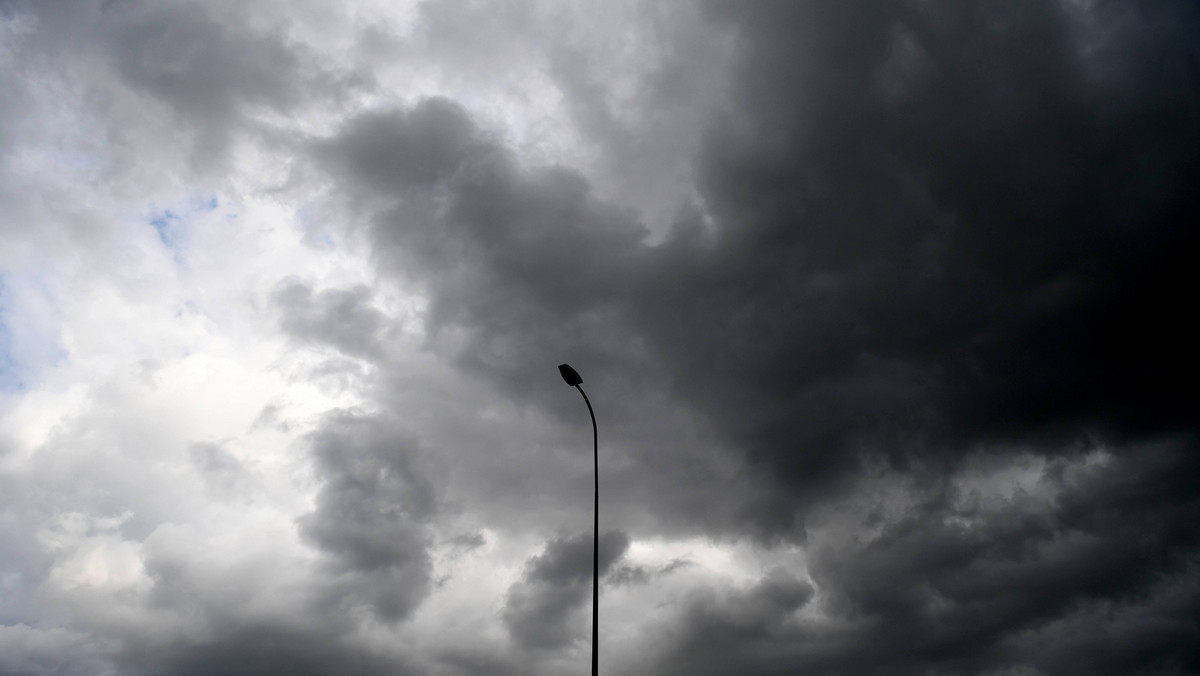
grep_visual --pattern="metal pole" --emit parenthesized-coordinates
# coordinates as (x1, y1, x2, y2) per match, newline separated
(575, 384, 598, 676)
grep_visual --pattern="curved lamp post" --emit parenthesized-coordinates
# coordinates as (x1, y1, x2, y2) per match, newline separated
(557, 363, 598, 676)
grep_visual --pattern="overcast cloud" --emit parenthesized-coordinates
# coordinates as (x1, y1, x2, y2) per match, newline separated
(1, 0, 1198, 674)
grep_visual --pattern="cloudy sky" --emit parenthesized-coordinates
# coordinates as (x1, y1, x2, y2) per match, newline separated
(2, 1, 1198, 674)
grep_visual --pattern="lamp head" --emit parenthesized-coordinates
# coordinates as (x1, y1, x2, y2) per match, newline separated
(558, 364, 583, 386)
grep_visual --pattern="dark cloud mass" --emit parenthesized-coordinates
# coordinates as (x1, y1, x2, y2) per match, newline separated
(651, 0, 1200, 484)
(3, 0, 1199, 674)
(321, 0, 1199, 517)
(647, 442, 1200, 676)
(308, 0, 1200, 673)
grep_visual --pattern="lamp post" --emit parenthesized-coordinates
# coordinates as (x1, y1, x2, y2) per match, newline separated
(558, 363, 598, 676)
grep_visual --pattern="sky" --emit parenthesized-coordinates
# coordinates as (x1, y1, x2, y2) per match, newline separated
(1, 1, 1198, 674)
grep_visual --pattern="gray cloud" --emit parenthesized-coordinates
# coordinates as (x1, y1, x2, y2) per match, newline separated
(502, 530, 629, 651)
(188, 442, 253, 500)
(117, 622, 411, 676)
(538, 3, 733, 232)
(100, 500, 421, 676)
(0, 479, 61, 676)
(110, 3, 305, 119)
(0, 624, 111, 676)
(274, 281, 389, 362)
(317, 98, 482, 197)
(2, 0, 367, 176)
(654, 569, 815, 676)
(608, 556, 693, 588)
(299, 411, 437, 623)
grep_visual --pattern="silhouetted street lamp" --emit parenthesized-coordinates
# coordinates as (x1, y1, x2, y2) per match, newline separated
(558, 363, 598, 676)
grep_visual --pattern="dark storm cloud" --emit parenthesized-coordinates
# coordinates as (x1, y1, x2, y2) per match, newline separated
(0, 0, 1197, 672)
(299, 411, 437, 623)
(502, 530, 629, 651)
(318, 0, 1200, 531)
(307, 1, 1200, 673)
(647, 442, 1200, 676)
(643, 0, 1200, 493)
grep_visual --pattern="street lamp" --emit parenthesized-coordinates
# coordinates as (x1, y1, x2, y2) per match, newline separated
(558, 363, 598, 676)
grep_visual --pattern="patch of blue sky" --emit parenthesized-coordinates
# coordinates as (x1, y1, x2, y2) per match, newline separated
(294, 203, 337, 250)
(142, 193, 221, 262)
(0, 314, 22, 393)
(190, 194, 219, 212)
(175, 299, 201, 319)
(32, 148, 105, 177)
(0, 275, 22, 393)
(0, 274, 63, 394)
(149, 209, 181, 249)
